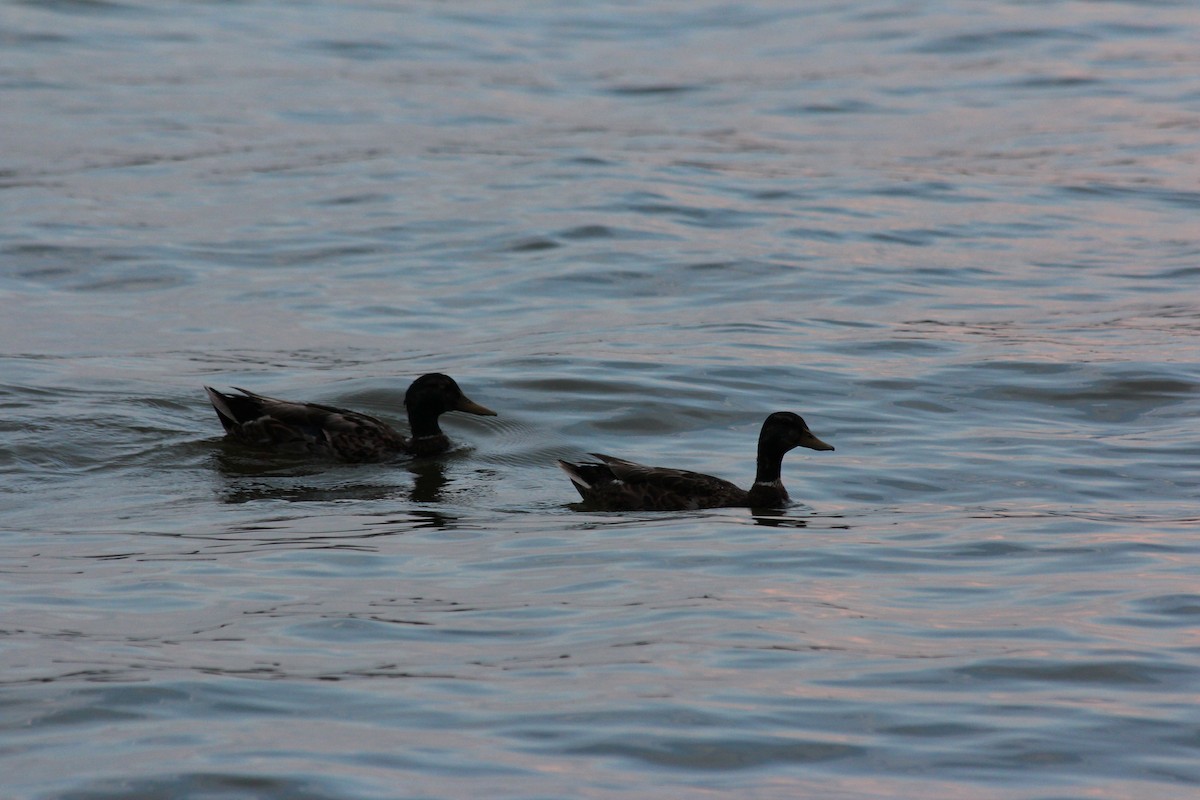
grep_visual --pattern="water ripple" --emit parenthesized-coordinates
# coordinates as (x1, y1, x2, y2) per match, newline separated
(4, 0, 1200, 797)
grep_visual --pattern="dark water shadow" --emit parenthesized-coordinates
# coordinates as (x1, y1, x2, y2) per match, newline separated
(52, 771, 350, 800)
(208, 444, 450, 505)
(749, 512, 810, 528)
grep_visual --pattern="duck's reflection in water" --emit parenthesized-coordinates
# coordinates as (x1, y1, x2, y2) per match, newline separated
(210, 447, 451, 505)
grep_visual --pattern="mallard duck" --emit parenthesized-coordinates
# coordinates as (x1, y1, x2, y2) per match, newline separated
(205, 373, 496, 461)
(557, 411, 833, 511)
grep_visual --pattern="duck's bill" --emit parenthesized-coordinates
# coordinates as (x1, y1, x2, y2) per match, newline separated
(801, 431, 834, 451)
(456, 396, 498, 416)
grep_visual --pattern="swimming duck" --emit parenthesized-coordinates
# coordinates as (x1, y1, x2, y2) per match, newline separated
(205, 373, 496, 461)
(557, 411, 833, 511)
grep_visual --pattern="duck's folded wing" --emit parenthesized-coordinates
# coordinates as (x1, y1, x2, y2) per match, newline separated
(239, 393, 385, 436)
(591, 454, 745, 503)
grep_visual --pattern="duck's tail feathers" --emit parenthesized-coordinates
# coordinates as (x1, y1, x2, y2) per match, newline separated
(205, 386, 269, 432)
(558, 457, 622, 501)
(204, 386, 241, 433)
(556, 459, 593, 490)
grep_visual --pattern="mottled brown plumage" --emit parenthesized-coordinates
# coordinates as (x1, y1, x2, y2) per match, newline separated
(558, 411, 833, 511)
(205, 373, 496, 461)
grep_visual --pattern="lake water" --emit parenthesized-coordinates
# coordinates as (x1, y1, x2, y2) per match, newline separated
(3, 1, 1199, 797)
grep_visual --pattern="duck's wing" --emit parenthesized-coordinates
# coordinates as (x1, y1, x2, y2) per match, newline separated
(206, 387, 406, 460)
(562, 453, 748, 511)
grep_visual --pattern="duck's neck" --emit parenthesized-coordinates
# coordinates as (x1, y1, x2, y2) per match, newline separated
(748, 441, 790, 506)
(753, 439, 788, 484)
(407, 405, 444, 440)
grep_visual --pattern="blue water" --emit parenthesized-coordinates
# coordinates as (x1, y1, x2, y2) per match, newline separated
(3, 1, 1200, 798)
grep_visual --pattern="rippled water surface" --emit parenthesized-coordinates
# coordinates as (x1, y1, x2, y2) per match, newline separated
(3, 1, 1200, 798)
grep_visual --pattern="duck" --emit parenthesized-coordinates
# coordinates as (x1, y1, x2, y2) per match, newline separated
(204, 373, 496, 461)
(557, 411, 833, 511)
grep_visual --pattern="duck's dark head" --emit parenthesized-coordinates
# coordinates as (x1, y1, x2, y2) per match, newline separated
(760, 411, 834, 454)
(405, 373, 496, 437)
(749, 411, 834, 501)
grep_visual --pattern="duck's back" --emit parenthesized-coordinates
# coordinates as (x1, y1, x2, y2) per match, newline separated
(206, 387, 406, 461)
(560, 454, 749, 511)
